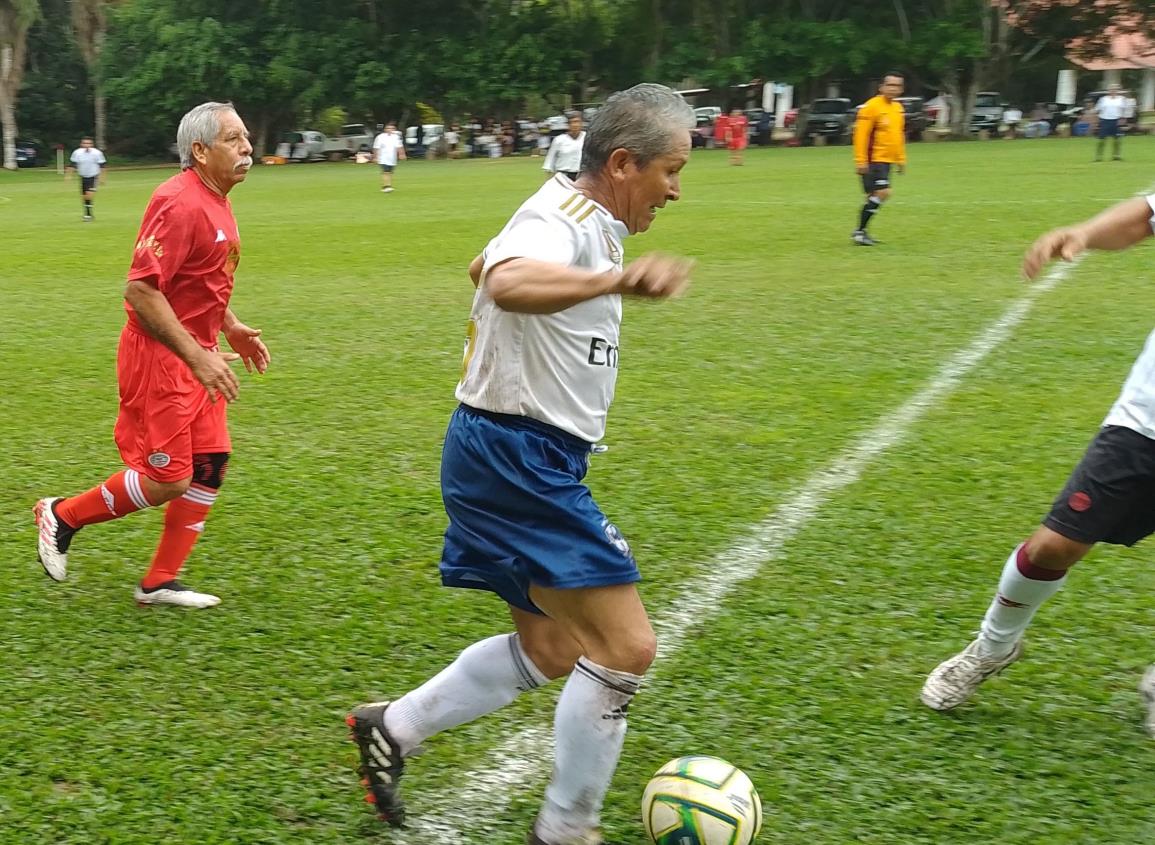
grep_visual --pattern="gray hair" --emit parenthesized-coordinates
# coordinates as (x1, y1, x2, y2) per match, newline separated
(177, 101, 237, 169)
(581, 83, 694, 173)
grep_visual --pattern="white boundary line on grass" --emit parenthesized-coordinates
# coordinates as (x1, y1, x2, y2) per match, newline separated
(393, 182, 1154, 844)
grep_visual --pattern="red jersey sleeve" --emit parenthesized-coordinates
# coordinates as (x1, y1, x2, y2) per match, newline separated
(127, 197, 196, 291)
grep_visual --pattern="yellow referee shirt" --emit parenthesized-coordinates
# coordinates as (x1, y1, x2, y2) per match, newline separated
(854, 95, 906, 167)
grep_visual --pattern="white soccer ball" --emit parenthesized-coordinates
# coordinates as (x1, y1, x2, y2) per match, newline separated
(641, 755, 763, 845)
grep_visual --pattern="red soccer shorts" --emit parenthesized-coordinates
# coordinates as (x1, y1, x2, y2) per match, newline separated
(114, 323, 230, 482)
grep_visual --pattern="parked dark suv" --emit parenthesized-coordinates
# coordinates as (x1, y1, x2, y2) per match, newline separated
(804, 98, 853, 143)
(15, 140, 39, 167)
(895, 97, 927, 140)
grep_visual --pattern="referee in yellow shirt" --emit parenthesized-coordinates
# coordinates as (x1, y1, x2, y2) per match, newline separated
(853, 72, 907, 246)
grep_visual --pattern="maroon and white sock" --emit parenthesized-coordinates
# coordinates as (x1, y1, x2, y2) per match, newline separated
(978, 543, 1067, 658)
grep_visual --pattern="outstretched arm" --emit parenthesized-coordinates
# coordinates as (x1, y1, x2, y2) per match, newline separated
(1022, 196, 1153, 280)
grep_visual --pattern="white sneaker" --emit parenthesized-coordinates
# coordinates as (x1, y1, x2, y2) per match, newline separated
(383, 186, 394, 193)
(134, 580, 220, 608)
(920, 638, 1024, 711)
(34, 497, 73, 581)
(1139, 665, 1155, 738)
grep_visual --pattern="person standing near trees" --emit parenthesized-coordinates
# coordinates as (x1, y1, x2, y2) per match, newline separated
(372, 122, 406, 193)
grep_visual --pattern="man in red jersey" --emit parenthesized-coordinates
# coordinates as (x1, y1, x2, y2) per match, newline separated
(34, 101, 269, 608)
(724, 106, 748, 165)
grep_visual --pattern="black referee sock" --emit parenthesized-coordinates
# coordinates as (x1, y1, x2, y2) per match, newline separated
(84, 199, 93, 217)
(859, 196, 882, 231)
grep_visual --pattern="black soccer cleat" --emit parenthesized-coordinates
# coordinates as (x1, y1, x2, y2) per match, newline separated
(346, 702, 406, 827)
(852, 230, 877, 247)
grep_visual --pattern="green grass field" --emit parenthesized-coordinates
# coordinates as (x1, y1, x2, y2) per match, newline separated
(4, 137, 1155, 844)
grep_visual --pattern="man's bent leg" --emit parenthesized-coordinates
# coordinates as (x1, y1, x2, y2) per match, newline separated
(351, 606, 564, 827)
(529, 583, 655, 845)
(383, 608, 560, 756)
(135, 453, 228, 608)
(922, 525, 1090, 711)
(36, 470, 184, 582)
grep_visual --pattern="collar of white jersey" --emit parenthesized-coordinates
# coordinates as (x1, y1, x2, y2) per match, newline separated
(552, 173, 629, 239)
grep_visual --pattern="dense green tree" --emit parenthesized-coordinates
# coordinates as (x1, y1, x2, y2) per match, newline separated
(15, 0, 1155, 155)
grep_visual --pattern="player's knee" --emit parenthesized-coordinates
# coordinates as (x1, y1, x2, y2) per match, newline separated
(142, 475, 192, 504)
(192, 452, 230, 490)
(873, 189, 891, 203)
(592, 627, 657, 676)
(1024, 527, 1087, 571)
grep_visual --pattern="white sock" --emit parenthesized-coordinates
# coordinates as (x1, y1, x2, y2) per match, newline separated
(979, 543, 1067, 657)
(384, 633, 547, 756)
(536, 658, 643, 843)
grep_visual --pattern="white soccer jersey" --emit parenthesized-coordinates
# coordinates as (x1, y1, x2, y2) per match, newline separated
(1102, 196, 1155, 438)
(543, 132, 585, 174)
(1096, 95, 1126, 120)
(373, 132, 404, 165)
(70, 147, 106, 178)
(457, 174, 628, 443)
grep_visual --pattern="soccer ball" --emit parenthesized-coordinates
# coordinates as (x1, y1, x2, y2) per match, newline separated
(641, 755, 762, 845)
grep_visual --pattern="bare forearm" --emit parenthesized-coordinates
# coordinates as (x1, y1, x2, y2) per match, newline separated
(1078, 197, 1153, 251)
(487, 258, 618, 313)
(124, 281, 204, 364)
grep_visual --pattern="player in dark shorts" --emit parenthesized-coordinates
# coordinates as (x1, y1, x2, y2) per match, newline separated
(67, 137, 106, 221)
(922, 191, 1155, 736)
(852, 72, 907, 246)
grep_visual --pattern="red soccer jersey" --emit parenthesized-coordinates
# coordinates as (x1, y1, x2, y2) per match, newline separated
(726, 115, 748, 143)
(126, 168, 241, 348)
(713, 114, 730, 144)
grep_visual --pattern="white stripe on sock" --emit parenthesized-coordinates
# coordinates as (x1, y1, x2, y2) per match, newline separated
(124, 470, 151, 510)
(181, 487, 218, 506)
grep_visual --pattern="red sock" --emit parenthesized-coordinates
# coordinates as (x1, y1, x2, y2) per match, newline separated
(56, 469, 153, 528)
(140, 485, 217, 589)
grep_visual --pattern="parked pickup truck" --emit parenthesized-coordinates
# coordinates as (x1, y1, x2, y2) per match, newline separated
(277, 130, 365, 161)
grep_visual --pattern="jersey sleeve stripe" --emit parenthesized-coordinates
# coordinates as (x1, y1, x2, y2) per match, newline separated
(576, 204, 598, 223)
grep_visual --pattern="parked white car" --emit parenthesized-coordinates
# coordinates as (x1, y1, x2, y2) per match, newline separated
(405, 124, 444, 152)
(338, 123, 375, 153)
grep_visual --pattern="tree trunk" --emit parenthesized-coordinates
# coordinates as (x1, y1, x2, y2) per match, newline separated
(644, 0, 661, 78)
(94, 78, 106, 150)
(1, 92, 16, 170)
(1, 39, 28, 171)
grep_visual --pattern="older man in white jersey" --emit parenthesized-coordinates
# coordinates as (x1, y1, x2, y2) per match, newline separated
(922, 194, 1155, 735)
(348, 84, 694, 845)
(68, 136, 106, 221)
(1094, 83, 1127, 161)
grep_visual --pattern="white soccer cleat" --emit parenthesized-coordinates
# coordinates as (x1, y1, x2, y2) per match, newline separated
(1139, 665, 1155, 738)
(134, 580, 221, 609)
(34, 497, 72, 582)
(920, 638, 1024, 711)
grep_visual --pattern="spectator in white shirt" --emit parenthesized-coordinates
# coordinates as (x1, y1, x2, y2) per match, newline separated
(542, 114, 585, 180)
(1094, 84, 1127, 161)
(1124, 92, 1138, 132)
(372, 122, 406, 192)
(1002, 106, 1023, 139)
